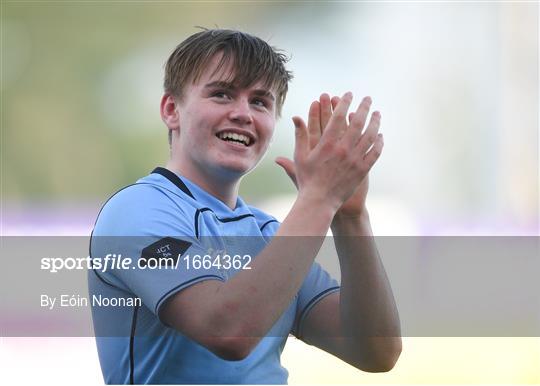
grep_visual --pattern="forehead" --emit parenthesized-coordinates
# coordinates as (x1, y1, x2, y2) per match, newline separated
(192, 53, 276, 94)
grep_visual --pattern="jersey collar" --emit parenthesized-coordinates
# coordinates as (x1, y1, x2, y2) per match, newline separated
(151, 167, 250, 217)
(151, 167, 194, 199)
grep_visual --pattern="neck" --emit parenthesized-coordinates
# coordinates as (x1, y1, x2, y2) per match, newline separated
(166, 160, 240, 210)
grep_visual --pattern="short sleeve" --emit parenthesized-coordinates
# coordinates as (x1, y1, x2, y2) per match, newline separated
(292, 262, 340, 336)
(90, 184, 226, 316)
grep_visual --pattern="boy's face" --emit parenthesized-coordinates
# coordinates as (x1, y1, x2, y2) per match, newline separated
(172, 54, 277, 183)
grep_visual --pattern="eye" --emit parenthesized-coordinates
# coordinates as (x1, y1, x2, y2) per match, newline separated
(252, 98, 268, 108)
(212, 91, 231, 100)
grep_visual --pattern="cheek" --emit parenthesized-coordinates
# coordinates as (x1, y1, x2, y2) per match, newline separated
(263, 129, 276, 148)
(197, 110, 225, 133)
(257, 116, 276, 141)
(180, 117, 208, 139)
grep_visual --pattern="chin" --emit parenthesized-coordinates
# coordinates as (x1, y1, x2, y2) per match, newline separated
(213, 161, 254, 180)
(213, 154, 257, 172)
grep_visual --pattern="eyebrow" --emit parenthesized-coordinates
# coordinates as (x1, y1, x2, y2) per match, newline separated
(204, 81, 275, 101)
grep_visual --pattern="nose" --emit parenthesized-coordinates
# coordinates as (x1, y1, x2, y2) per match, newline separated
(228, 97, 253, 125)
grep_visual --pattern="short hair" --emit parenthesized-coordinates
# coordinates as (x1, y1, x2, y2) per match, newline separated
(164, 28, 293, 118)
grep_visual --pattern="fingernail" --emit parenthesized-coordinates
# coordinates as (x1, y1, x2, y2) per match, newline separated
(364, 96, 372, 104)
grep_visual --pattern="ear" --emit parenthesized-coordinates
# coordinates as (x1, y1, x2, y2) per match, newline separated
(160, 94, 180, 132)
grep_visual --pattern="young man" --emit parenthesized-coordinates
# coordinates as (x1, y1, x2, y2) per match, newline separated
(89, 29, 401, 384)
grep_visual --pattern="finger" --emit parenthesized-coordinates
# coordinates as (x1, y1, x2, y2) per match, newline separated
(307, 101, 321, 150)
(275, 157, 298, 188)
(362, 133, 384, 169)
(322, 91, 353, 141)
(357, 111, 381, 154)
(331, 96, 340, 111)
(319, 93, 332, 132)
(292, 116, 309, 161)
(348, 112, 355, 125)
(349, 96, 372, 136)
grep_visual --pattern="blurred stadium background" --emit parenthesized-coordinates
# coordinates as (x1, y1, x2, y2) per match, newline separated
(1, 1, 538, 384)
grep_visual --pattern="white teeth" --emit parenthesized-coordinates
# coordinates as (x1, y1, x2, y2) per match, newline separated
(218, 131, 251, 146)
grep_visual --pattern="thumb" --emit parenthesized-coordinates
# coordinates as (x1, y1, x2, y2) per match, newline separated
(275, 157, 298, 189)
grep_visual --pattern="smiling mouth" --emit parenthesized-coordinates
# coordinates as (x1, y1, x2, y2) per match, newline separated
(216, 132, 252, 147)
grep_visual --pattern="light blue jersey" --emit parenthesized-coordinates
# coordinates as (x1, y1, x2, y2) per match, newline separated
(89, 167, 340, 384)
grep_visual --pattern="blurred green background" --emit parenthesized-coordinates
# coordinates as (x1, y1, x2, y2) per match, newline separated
(2, 2, 305, 201)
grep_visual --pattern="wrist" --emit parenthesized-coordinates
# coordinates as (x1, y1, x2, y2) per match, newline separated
(333, 206, 369, 222)
(331, 209, 373, 236)
(296, 191, 338, 221)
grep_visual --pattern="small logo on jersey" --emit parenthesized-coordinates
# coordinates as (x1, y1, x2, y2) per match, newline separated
(140, 237, 191, 268)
